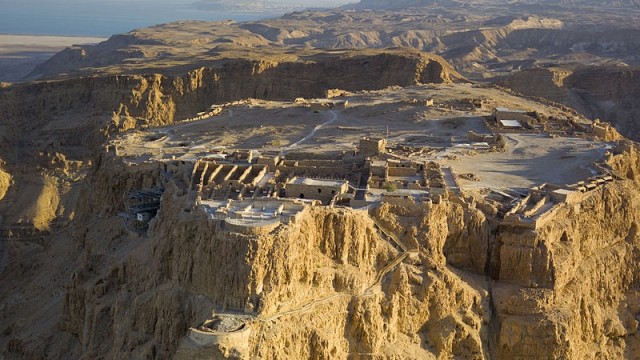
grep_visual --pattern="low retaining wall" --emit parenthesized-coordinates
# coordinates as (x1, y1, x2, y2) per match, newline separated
(187, 324, 251, 350)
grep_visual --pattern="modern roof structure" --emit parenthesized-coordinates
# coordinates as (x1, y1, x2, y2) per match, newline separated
(499, 120, 522, 128)
(496, 107, 527, 113)
(288, 177, 348, 187)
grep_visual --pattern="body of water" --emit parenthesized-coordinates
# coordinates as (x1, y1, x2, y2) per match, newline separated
(0, 1, 268, 37)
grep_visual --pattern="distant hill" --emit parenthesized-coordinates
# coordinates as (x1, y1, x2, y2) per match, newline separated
(522, 0, 640, 5)
(193, 0, 350, 12)
(350, 0, 457, 9)
(352, 0, 640, 9)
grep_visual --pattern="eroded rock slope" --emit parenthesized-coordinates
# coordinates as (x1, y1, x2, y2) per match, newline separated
(0, 51, 639, 359)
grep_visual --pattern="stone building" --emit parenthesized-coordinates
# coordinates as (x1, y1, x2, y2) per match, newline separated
(359, 137, 387, 157)
(285, 177, 349, 204)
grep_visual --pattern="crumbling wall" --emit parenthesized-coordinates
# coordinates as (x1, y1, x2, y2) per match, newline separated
(359, 138, 386, 157)
(593, 119, 623, 141)
(388, 166, 419, 177)
(284, 181, 347, 204)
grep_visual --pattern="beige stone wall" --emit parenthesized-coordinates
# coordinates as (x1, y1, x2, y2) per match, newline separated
(285, 182, 348, 204)
(359, 138, 386, 157)
(388, 166, 418, 177)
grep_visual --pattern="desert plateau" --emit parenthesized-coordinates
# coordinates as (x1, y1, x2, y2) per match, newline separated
(1, 1, 639, 359)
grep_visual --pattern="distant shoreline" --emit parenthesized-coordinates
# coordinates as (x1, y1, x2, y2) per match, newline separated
(0, 34, 107, 47)
(0, 35, 107, 83)
(0, 8, 268, 38)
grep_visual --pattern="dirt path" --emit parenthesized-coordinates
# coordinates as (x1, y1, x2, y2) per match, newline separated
(256, 215, 414, 322)
(283, 109, 338, 152)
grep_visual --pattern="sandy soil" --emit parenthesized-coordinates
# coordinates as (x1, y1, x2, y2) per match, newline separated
(441, 134, 610, 191)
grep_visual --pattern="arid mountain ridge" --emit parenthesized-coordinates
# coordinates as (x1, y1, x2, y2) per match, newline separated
(353, 0, 640, 8)
(30, 11, 640, 80)
(0, 49, 458, 165)
(23, 1, 640, 141)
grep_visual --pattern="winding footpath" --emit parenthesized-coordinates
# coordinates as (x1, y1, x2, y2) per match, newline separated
(282, 109, 338, 153)
(255, 214, 417, 323)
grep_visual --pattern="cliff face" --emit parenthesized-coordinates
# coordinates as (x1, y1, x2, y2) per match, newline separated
(0, 51, 457, 161)
(3, 142, 640, 359)
(492, 147, 640, 359)
(498, 66, 640, 141)
(51, 155, 397, 358)
(495, 184, 640, 358)
(152, 204, 393, 318)
(58, 153, 500, 358)
(10, 152, 494, 359)
(1, 46, 640, 358)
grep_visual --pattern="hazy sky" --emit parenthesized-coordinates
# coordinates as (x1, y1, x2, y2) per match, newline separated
(0, 0, 354, 36)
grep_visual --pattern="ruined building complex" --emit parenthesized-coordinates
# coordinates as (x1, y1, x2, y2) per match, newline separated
(117, 101, 622, 236)
(138, 140, 446, 231)
(0, 69, 635, 359)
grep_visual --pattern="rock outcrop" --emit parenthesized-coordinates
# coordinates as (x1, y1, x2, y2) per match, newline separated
(1, 45, 639, 359)
(2, 134, 640, 359)
(0, 165, 10, 202)
(493, 147, 640, 359)
(0, 50, 458, 161)
(498, 66, 640, 141)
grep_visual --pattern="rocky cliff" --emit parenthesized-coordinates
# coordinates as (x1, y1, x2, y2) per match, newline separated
(0, 50, 457, 160)
(1, 46, 640, 359)
(495, 145, 640, 359)
(47, 154, 497, 359)
(498, 66, 640, 141)
(15, 142, 636, 359)
(2, 137, 640, 359)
